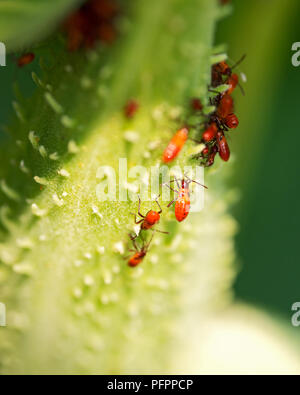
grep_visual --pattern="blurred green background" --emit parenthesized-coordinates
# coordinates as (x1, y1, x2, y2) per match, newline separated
(0, 0, 299, 324)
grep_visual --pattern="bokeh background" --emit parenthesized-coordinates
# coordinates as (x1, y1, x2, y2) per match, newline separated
(0, 0, 300, 373)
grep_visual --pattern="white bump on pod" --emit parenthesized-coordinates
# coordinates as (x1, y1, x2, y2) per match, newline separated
(84, 275, 94, 287)
(240, 72, 247, 83)
(31, 203, 48, 217)
(28, 131, 39, 150)
(44, 92, 63, 114)
(31, 72, 44, 88)
(100, 294, 109, 305)
(73, 287, 83, 299)
(97, 246, 105, 255)
(13, 101, 25, 122)
(16, 238, 34, 249)
(52, 194, 64, 207)
(68, 140, 80, 154)
(39, 145, 47, 158)
(49, 152, 60, 161)
(92, 205, 103, 219)
(150, 254, 159, 264)
(0, 180, 20, 202)
(57, 169, 70, 178)
(124, 130, 140, 143)
(0, 246, 18, 265)
(112, 264, 120, 274)
(34, 176, 48, 186)
(148, 140, 161, 151)
(103, 270, 112, 285)
(61, 115, 75, 129)
(13, 262, 33, 275)
(133, 225, 141, 237)
(113, 241, 125, 255)
(152, 105, 165, 121)
(130, 267, 144, 279)
(123, 182, 139, 193)
(20, 160, 30, 174)
(169, 106, 183, 120)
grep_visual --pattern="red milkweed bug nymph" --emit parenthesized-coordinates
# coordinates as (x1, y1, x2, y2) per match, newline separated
(216, 131, 230, 162)
(127, 233, 154, 268)
(226, 73, 239, 94)
(191, 98, 203, 112)
(162, 127, 189, 163)
(206, 145, 219, 167)
(202, 122, 218, 143)
(202, 146, 209, 156)
(217, 94, 234, 118)
(214, 55, 246, 78)
(225, 113, 239, 129)
(212, 55, 246, 94)
(17, 53, 35, 67)
(124, 99, 139, 119)
(163, 176, 207, 222)
(132, 196, 168, 236)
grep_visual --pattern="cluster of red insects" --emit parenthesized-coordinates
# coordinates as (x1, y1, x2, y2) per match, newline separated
(64, 0, 119, 51)
(14, 0, 120, 68)
(159, 55, 245, 168)
(194, 55, 245, 166)
(126, 56, 245, 267)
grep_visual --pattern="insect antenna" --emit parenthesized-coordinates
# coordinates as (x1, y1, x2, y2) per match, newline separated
(231, 54, 246, 70)
(185, 175, 208, 189)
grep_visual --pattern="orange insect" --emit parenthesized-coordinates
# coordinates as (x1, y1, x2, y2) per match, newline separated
(202, 122, 218, 143)
(162, 127, 189, 163)
(216, 131, 230, 162)
(225, 113, 239, 129)
(212, 55, 246, 94)
(124, 99, 139, 119)
(17, 53, 35, 67)
(206, 146, 219, 167)
(132, 196, 168, 239)
(226, 73, 239, 94)
(217, 94, 234, 118)
(133, 196, 161, 230)
(127, 233, 154, 268)
(164, 177, 207, 222)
